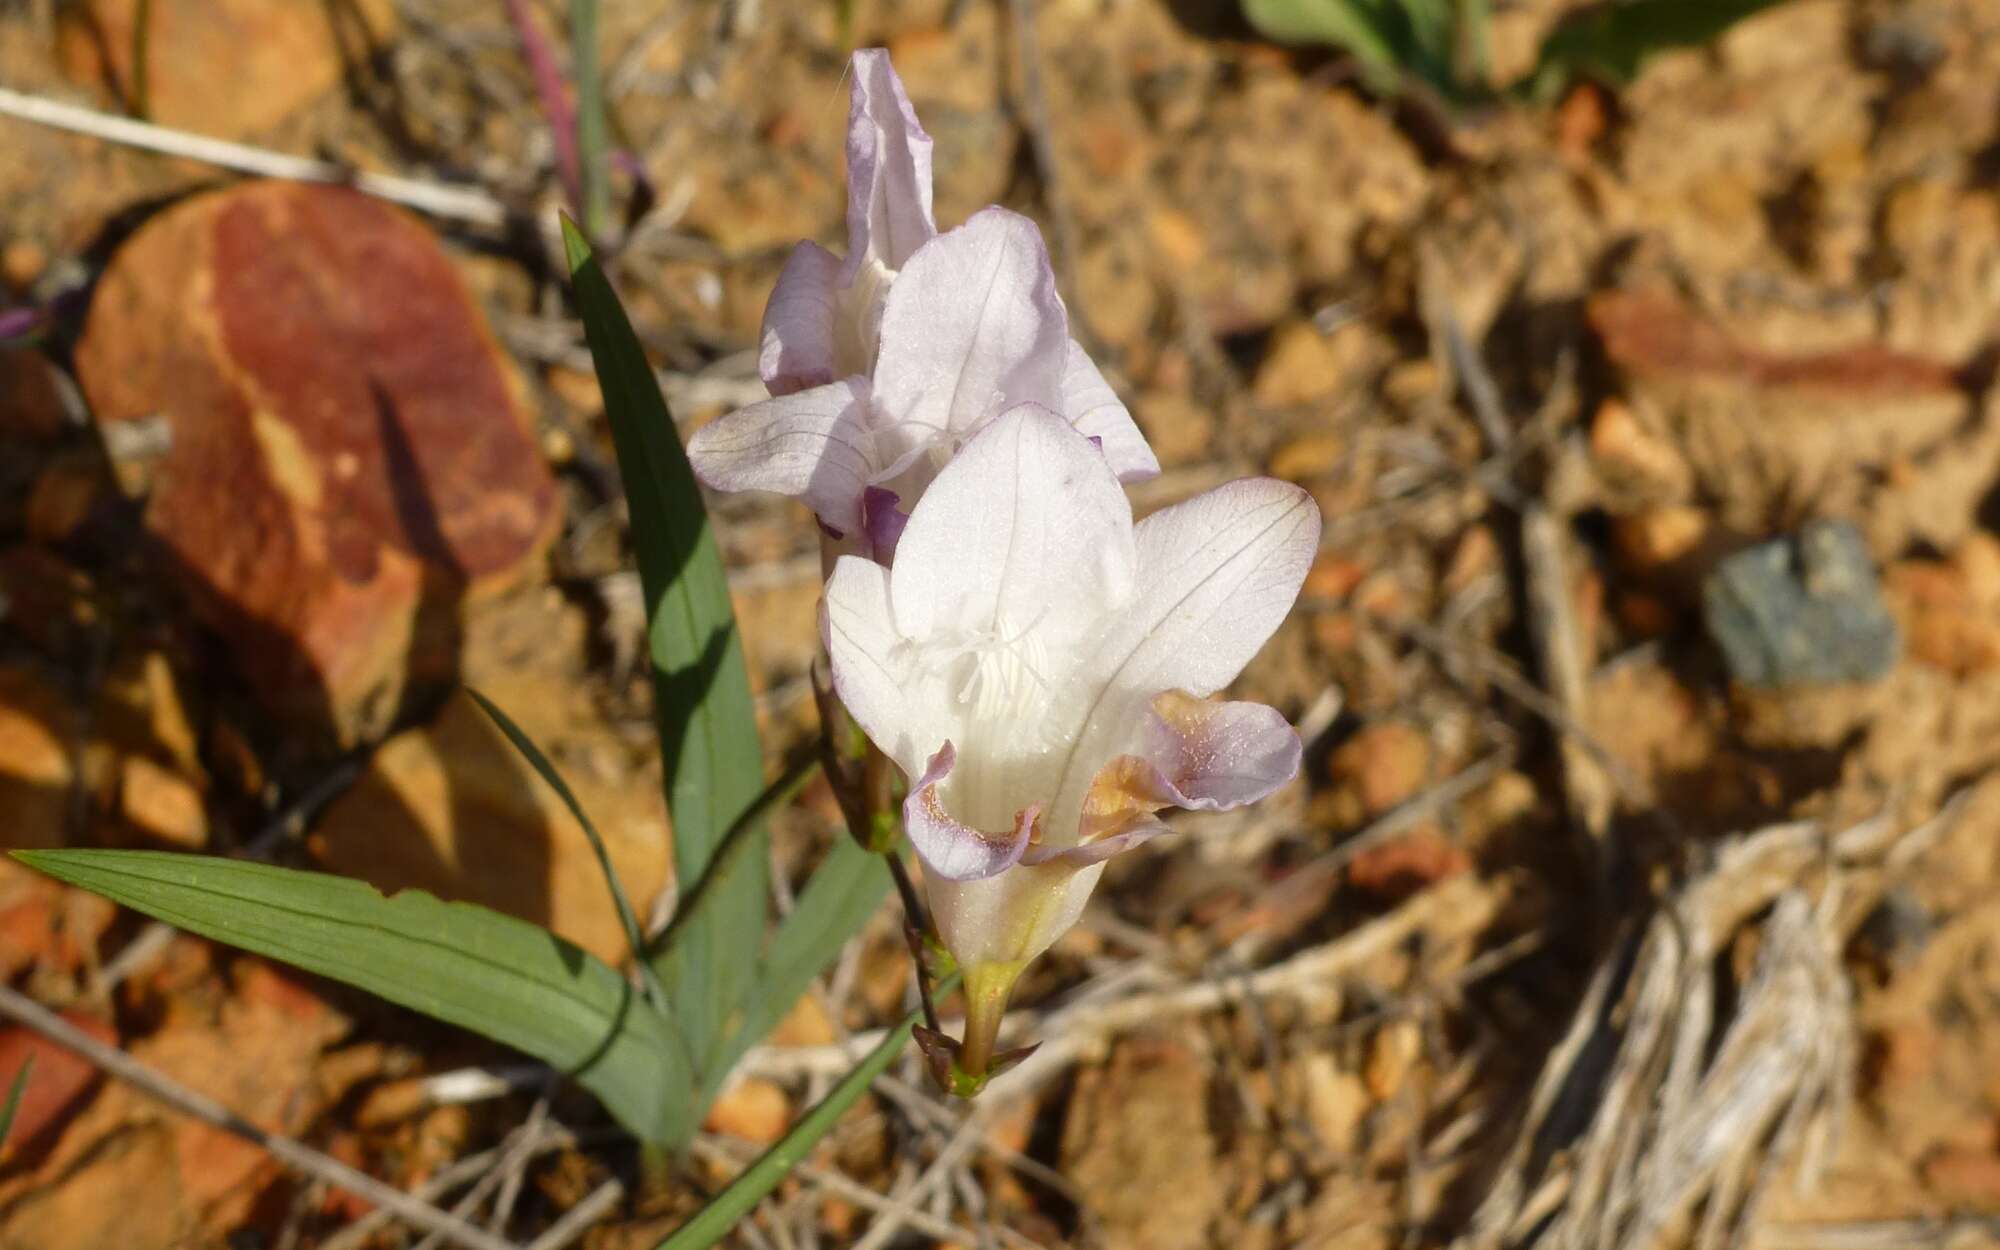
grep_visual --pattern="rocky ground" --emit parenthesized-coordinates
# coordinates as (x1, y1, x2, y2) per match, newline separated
(4, 0, 2000, 1246)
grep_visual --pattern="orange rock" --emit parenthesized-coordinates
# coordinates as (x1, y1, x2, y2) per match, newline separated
(1, 240, 46, 293)
(1589, 399, 1691, 502)
(1304, 554, 1367, 602)
(1327, 721, 1432, 817)
(705, 1077, 792, 1145)
(116, 755, 207, 849)
(1346, 827, 1470, 899)
(0, 1009, 116, 1164)
(1922, 1147, 2000, 1205)
(0, 665, 78, 853)
(309, 680, 668, 966)
(57, 0, 396, 139)
(1269, 433, 1344, 483)
(1254, 321, 1347, 409)
(1145, 207, 1206, 270)
(1611, 505, 1709, 572)
(74, 183, 560, 746)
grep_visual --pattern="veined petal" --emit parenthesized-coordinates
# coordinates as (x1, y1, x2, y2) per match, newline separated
(1077, 692, 1300, 840)
(758, 241, 842, 396)
(889, 404, 1134, 647)
(1045, 480, 1318, 835)
(871, 209, 1069, 443)
(1020, 817, 1169, 868)
(824, 555, 929, 778)
(906, 743, 1039, 881)
(1060, 340, 1160, 483)
(686, 378, 875, 534)
(844, 48, 936, 278)
(1099, 478, 1320, 698)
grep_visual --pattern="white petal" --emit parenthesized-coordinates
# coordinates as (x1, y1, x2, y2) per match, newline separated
(1045, 480, 1318, 830)
(889, 404, 1134, 647)
(870, 209, 1069, 445)
(925, 859, 1106, 971)
(686, 378, 874, 534)
(1103, 478, 1320, 697)
(904, 743, 1038, 881)
(1059, 340, 1160, 483)
(758, 242, 841, 396)
(844, 48, 936, 277)
(823, 555, 930, 778)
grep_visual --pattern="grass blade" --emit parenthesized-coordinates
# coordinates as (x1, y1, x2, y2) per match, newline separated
(16, 849, 693, 1144)
(705, 838, 890, 1101)
(570, 0, 610, 239)
(562, 219, 770, 1106)
(0, 1055, 32, 1150)
(466, 686, 665, 1012)
(654, 985, 951, 1250)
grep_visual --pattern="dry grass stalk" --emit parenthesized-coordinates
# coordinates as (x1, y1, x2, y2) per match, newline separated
(1456, 804, 1961, 1250)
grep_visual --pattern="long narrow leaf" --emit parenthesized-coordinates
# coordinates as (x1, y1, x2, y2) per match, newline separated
(466, 686, 664, 1011)
(562, 219, 770, 1102)
(705, 838, 890, 1102)
(656, 987, 949, 1250)
(0, 1055, 32, 1149)
(15, 850, 693, 1144)
(570, 0, 610, 239)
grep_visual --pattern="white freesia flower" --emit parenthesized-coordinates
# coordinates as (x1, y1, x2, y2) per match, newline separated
(691, 54, 1158, 559)
(823, 406, 1319, 1078)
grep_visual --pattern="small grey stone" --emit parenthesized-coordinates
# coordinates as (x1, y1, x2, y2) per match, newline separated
(1701, 519, 1900, 687)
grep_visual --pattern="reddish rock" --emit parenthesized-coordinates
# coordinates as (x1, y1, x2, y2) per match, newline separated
(1346, 827, 1471, 900)
(74, 183, 559, 745)
(0, 1010, 117, 1165)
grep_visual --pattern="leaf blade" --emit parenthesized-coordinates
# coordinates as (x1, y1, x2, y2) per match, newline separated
(562, 219, 771, 1101)
(655, 990, 945, 1250)
(16, 849, 692, 1144)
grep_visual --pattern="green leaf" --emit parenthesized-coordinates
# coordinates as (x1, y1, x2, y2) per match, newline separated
(705, 838, 891, 1102)
(16, 850, 693, 1145)
(1528, 0, 1791, 98)
(1241, 0, 1406, 81)
(465, 687, 665, 1012)
(0, 1055, 32, 1149)
(654, 985, 951, 1250)
(562, 220, 770, 1107)
(569, 0, 610, 240)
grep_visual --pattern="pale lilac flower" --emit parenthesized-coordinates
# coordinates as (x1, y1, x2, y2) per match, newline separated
(758, 48, 936, 396)
(691, 49, 1157, 557)
(690, 208, 1159, 555)
(822, 406, 1318, 1079)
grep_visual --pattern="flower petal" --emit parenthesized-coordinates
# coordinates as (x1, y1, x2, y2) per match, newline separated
(1076, 692, 1300, 841)
(688, 378, 874, 534)
(844, 48, 936, 278)
(824, 555, 929, 778)
(926, 858, 1107, 971)
(871, 209, 1069, 445)
(889, 404, 1134, 646)
(905, 743, 1039, 881)
(1096, 477, 1320, 698)
(1060, 340, 1160, 483)
(758, 241, 842, 396)
(1019, 817, 1169, 867)
(861, 485, 910, 562)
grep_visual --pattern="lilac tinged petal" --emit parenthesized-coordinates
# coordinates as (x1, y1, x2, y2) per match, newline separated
(759, 241, 842, 396)
(686, 377, 874, 534)
(889, 405, 1133, 645)
(1060, 340, 1160, 483)
(862, 486, 910, 562)
(844, 48, 936, 279)
(1019, 817, 1169, 867)
(906, 743, 1039, 881)
(1097, 478, 1320, 698)
(1138, 691, 1302, 811)
(871, 209, 1069, 442)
